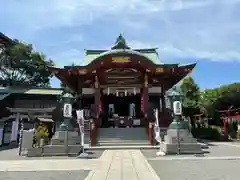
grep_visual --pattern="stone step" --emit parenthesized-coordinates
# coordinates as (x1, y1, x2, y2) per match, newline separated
(87, 145, 157, 150)
(97, 141, 150, 147)
(97, 138, 148, 142)
(98, 132, 147, 135)
(98, 136, 147, 140)
(97, 128, 149, 147)
(98, 128, 146, 133)
(98, 139, 149, 143)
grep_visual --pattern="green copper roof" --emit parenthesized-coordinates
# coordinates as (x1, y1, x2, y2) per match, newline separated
(83, 49, 160, 65)
(83, 34, 160, 65)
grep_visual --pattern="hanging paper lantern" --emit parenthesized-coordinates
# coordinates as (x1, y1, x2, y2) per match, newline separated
(99, 104, 102, 112)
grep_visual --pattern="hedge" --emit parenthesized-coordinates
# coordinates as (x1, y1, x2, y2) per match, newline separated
(191, 126, 223, 141)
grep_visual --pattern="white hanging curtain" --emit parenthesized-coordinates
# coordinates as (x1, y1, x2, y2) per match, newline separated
(159, 97, 162, 112)
(109, 104, 115, 114)
(11, 113, 20, 142)
(129, 103, 136, 117)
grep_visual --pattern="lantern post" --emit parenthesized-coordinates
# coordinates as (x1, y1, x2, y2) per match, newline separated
(59, 92, 75, 154)
(166, 88, 184, 155)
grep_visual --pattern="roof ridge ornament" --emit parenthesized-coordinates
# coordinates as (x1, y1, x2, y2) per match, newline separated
(111, 34, 130, 50)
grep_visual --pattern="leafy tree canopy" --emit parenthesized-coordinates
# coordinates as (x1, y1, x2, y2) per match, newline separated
(201, 83, 240, 113)
(180, 76, 201, 117)
(0, 40, 54, 87)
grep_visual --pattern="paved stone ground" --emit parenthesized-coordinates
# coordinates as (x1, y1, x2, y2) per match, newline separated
(0, 170, 90, 180)
(1, 142, 240, 180)
(0, 148, 104, 160)
(142, 142, 240, 180)
(0, 150, 160, 180)
(86, 150, 160, 180)
(148, 159, 239, 180)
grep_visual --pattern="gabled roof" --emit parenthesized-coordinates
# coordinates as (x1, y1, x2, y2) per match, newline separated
(83, 34, 160, 65)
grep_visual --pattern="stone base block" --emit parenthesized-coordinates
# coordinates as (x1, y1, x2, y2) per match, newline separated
(26, 148, 43, 157)
(26, 145, 82, 157)
(161, 128, 203, 154)
(161, 142, 203, 154)
(51, 137, 81, 145)
(54, 131, 78, 139)
(51, 131, 81, 145)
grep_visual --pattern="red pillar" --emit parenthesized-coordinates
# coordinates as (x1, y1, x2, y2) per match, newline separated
(94, 76, 101, 128)
(141, 73, 149, 119)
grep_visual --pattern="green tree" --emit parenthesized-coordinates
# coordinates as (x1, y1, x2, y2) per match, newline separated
(201, 83, 240, 113)
(0, 40, 54, 87)
(180, 76, 201, 128)
(200, 83, 240, 125)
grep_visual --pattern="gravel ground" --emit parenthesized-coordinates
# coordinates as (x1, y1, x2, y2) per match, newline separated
(0, 170, 90, 180)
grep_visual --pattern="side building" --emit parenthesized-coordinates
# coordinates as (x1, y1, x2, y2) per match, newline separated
(0, 87, 62, 146)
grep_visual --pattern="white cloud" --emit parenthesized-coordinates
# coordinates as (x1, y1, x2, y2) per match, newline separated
(49, 49, 83, 67)
(1, 0, 240, 63)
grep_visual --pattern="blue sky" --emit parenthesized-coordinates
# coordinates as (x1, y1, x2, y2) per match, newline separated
(1, 0, 240, 90)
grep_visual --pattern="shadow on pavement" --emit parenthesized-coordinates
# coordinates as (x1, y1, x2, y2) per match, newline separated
(0, 143, 18, 151)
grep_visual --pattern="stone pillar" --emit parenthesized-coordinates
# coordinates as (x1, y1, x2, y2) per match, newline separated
(141, 73, 149, 119)
(94, 76, 102, 127)
(161, 84, 166, 113)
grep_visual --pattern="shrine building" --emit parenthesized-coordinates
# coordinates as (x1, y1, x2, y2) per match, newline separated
(50, 35, 196, 129)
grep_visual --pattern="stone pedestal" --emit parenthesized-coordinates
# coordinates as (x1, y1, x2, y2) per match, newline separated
(161, 128, 202, 154)
(51, 131, 81, 145)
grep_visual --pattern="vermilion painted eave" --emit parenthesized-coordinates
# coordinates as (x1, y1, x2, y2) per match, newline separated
(48, 63, 195, 91)
(48, 63, 196, 76)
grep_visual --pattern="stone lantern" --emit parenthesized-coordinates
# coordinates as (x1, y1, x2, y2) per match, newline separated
(60, 92, 75, 131)
(160, 87, 202, 155)
(165, 88, 186, 129)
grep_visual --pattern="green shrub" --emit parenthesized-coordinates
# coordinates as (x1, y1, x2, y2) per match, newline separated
(35, 123, 49, 140)
(237, 129, 240, 138)
(191, 126, 222, 140)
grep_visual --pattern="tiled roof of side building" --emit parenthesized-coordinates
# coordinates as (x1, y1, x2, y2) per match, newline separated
(0, 87, 63, 95)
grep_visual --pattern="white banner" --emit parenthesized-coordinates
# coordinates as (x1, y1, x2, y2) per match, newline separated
(76, 109, 85, 147)
(0, 128, 3, 146)
(76, 110, 85, 125)
(63, 103, 72, 118)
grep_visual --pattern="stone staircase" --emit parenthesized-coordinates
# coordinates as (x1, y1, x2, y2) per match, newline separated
(96, 128, 150, 147)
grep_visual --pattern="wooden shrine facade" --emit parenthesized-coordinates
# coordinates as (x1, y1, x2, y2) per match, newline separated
(49, 35, 196, 127)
